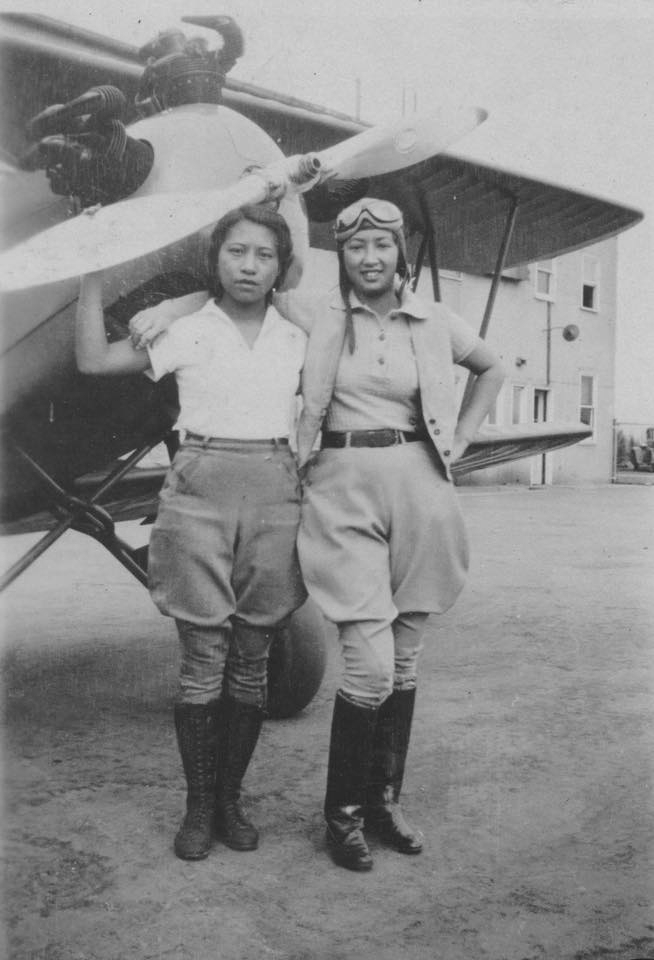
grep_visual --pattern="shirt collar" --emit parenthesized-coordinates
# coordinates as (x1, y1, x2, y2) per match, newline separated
(328, 283, 430, 321)
(197, 298, 281, 331)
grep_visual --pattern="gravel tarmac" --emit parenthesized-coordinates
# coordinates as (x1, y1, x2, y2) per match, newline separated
(1, 483, 653, 960)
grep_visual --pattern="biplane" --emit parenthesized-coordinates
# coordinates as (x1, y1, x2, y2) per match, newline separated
(0, 12, 644, 715)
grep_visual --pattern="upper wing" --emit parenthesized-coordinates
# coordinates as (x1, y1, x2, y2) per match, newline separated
(363, 152, 643, 275)
(1, 12, 642, 269)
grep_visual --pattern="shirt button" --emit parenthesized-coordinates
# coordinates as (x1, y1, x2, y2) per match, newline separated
(408, 416, 418, 426)
(428, 418, 436, 425)
(378, 357, 385, 365)
(379, 332, 386, 341)
(443, 449, 451, 457)
(433, 428, 441, 435)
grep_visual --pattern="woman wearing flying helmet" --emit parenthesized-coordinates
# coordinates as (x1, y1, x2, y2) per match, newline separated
(297, 197, 504, 872)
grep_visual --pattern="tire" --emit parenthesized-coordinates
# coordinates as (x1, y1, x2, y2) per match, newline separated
(266, 599, 328, 719)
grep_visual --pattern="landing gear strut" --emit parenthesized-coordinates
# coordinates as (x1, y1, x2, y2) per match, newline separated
(0, 438, 161, 592)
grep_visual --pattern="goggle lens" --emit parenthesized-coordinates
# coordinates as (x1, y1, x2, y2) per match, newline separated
(335, 198, 403, 239)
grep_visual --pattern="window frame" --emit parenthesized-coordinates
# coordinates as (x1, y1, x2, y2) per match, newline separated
(581, 254, 600, 312)
(579, 373, 597, 442)
(511, 383, 527, 425)
(534, 259, 556, 302)
(532, 386, 550, 425)
(485, 384, 504, 426)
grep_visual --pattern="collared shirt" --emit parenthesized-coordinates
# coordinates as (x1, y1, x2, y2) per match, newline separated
(297, 286, 479, 477)
(325, 295, 420, 431)
(147, 299, 306, 439)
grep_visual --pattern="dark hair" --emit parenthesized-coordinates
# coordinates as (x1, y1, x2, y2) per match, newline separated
(207, 204, 293, 302)
(337, 233, 410, 353)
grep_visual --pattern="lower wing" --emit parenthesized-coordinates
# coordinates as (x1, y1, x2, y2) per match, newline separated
(453, 423, 592, 477)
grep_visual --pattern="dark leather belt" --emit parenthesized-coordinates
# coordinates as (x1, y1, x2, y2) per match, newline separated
(185, 432, 289, 446)
(321, 428, 427, 449)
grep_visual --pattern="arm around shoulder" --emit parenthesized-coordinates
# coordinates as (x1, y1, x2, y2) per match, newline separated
(129, 290, 210, 349)
(272, 290, 318, 334)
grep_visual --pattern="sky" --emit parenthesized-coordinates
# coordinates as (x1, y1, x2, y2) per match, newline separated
(2, 0, 653, 422)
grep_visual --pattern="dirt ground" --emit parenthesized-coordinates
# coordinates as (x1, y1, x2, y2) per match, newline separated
(1, 483, 653, 960)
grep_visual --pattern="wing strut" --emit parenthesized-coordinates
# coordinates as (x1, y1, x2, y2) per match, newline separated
(412, 191, 441, 302)
(459, 193, 520, 411)
(0, 439, 165, 592)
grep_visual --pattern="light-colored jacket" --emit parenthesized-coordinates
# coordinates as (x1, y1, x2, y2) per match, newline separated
(297, 287, 479, 480)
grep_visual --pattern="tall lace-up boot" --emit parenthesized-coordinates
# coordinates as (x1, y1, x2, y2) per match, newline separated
(173, 701, 218, 860)
(214, 695, 264, 851)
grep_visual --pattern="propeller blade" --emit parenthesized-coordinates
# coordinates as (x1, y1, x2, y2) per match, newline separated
(317, 105, 487, 180)
(0, 105, 487, 291)
(0, 174, 273, 292)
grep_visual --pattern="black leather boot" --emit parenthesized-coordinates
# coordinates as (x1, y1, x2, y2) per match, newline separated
(365, 688, 423, 854)
(324, 691, 378, 872)
(214, 695, 264, 851)
(173, 701, 218, 860)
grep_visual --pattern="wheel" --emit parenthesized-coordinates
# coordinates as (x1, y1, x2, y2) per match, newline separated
(266, 598, 329, 719)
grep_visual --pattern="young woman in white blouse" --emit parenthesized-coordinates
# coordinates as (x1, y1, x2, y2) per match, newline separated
(75, 205, 307, 862)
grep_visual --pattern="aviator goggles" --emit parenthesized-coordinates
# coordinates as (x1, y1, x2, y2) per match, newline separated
(334, 198, 404, 242)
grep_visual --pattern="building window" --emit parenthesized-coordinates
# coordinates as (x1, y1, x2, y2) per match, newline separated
(579, 374, 596, 436)
(581, 255, 600, 311)
(512, 385, 526, 424)
(486, 387, 502, 426)
(493, 385, 505, 425)
(534, 259, 556, 300)
(533, 388, 549, 424)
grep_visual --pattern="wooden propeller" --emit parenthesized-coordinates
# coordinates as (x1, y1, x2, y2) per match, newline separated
(0, 106, 486, 291)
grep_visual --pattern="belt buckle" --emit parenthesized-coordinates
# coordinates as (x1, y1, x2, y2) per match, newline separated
(344, 431, 352, 448)
(396, 430, 404, 445)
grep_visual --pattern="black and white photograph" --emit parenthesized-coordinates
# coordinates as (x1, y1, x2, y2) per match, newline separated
(1, 1, 653, 957)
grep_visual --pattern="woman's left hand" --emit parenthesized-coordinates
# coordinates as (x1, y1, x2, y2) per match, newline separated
(450, 431, 473, 464)
(297, 451, 318, 485)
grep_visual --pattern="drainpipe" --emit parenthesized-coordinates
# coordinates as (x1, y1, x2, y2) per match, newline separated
(546, 300, 552, 386)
